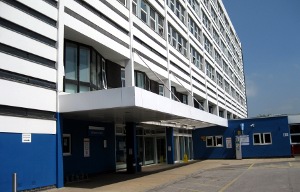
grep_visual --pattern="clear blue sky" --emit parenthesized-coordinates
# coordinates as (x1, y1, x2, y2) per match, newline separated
(222, 0, 300, 117)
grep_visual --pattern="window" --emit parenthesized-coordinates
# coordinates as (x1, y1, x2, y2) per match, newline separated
(118, 0, 126, 6)
(211, 7, 218, 23)
(135, 0, 164, 37)
(290, 125, 300, 144)
(190, 46, 203, 70)
(223, 62, 229, 75)
(219, 110, 224, 117)
(224, 80, 229, 93)
(253, 133, 272, 145)
(188, 0, 200, 16)
(171, 86, 176, 100)
(64, 41, 108, 93)
(102, 59, 107, 89)
(188, 16, 201, 42)
(206, 61, 214, 81)
(203, 0, 209, 9)
(204, 35, 212, 56)
(150, 8, 156, 30)
(209, 105, 214, 114)
(182, 94, 188, 104)
(121, 68, 125, 87)
(215, 50, 222, 67)
(63, 134, 71, 156)
(168, 24, 187, 57)
(216, 72, 223, 88)
(202, 12, 211, 31)
(206, 136, 223, 147)
(213, 28, 220, 45)
(158, 16, 164, 36)
(135, 71, 150, 90)
(132, 0, 137, 15)
(136, 71, 145, 89)
(140, 0, 147, 23)
(159, 84, 164, 96)
(168, 0, 185, 24)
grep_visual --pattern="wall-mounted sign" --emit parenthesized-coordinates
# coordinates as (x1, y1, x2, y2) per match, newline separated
(89, 126, 105, 136)
(22, 133, 31, 143)
(103, 140, 107, 148)
(201, 136, 206, 141)
(240, 135, 249, 145)
(226, 137, 232, 148)
(283, 133, 289, 137)
(84, 138, 90, 157)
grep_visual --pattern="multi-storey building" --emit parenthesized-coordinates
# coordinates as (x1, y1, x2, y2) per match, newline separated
(0, 0, 246, 191)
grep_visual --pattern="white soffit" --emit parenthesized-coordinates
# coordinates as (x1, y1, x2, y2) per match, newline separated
(59, 87, 228, 128)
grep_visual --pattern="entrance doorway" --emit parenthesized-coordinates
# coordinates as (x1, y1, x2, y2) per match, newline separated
(156, 137, 166, 163)
(144, 137, 155, 165)
(174, 128, 193, 162)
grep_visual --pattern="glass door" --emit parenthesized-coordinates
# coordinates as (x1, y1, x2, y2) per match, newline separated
(116, 135, 126, 169)
(144, 137, 155, 165)
(156, 137, 166, 163)
(137, 136, 144, 165)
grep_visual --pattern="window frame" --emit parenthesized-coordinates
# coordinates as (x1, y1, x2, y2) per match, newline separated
(121, 68, 125, 87)
(63, 134, 72, 156)
(253, 133, 272, 145)
(159, 84, 164, 96)
(206, 135, 223, 147)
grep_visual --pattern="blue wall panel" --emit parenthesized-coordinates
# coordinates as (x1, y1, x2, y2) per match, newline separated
(193, 116, 291, 159)
(0, 133, 56, 192)
(193, 126, 235, 159)
(63, 119, 116, 176)
(229, 116, 291, 158)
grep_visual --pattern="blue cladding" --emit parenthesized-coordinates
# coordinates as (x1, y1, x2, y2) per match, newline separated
(193, 116, 291, 159)
(193, 126, 235, 159)
(0, 133, 56, 192)
(166, 127, 174, 164)
(229, 117, 291, 158)
(63, 119, 116, 176)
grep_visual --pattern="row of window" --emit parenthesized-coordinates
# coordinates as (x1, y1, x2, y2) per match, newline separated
(121, 0, 242, 66)
(206, 133, 272, 147)
(118, 0, 244, 88)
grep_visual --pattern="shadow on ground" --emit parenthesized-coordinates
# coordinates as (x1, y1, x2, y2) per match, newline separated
(64, 161, 199, 189)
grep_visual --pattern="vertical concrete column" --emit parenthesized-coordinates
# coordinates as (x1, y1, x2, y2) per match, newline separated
(188, 94, 194, 107)
(166, 127, 174, 164)
(224, 110, 228, 119)
(125, 59, 135, 87)
(56, 113, 64, 188)
(126, 0, 135, 87)
(125, 122, 137, 173)
(163, 79, 171, 99)
(203, 99, 209, 112)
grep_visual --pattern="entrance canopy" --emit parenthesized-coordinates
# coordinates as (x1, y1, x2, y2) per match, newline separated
(59, 87, 228, 129)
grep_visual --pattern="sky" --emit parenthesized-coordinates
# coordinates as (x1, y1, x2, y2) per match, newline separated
(222, 0, 300, 117)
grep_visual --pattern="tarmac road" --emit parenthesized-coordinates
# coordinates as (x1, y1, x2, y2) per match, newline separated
(149, 160, 300, 192)
(54, 158, 300, 192)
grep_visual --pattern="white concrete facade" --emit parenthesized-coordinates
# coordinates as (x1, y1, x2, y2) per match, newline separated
(0, 0, 247, 132)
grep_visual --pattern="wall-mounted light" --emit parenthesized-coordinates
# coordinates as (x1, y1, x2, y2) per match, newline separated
(240, 123, 244, 135)
(250, 124, 255, 128)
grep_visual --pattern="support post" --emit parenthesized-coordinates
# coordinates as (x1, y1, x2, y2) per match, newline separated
(12, 173, 17, 192)
(125, 123, 137, 173)
(56, 113, 64, 188)
(166, 127, 174, 164)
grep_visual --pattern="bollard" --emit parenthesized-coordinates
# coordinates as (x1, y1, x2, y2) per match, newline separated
(12, 173, 17, 192)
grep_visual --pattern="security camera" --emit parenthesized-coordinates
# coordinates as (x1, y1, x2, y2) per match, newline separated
(250, 124, 255, 127)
